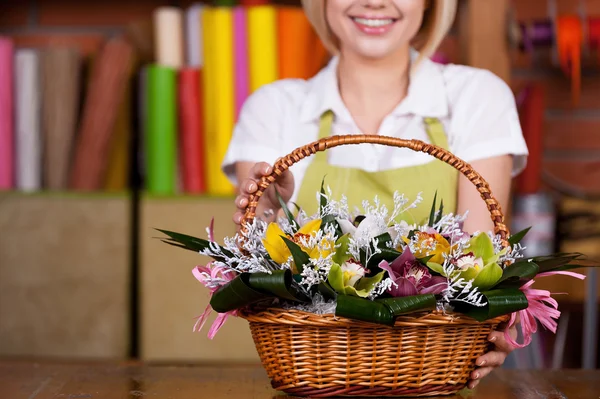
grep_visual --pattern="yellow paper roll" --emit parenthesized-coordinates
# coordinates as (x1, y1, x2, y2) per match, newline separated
(153, 6, 184, 68)
(247, 5, 277, 92)
(204, 7, 235, 196)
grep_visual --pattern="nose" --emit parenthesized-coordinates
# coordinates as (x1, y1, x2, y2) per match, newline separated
(362, 0, 387, 9)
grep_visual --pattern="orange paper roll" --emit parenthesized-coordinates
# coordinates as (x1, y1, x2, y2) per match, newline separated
(557, 15, 583, 107)
(277, 6, 313, 79)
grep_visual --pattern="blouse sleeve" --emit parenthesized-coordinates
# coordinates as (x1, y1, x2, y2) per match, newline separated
(221, 84, 283, 186)
(449, 69, 529, 177)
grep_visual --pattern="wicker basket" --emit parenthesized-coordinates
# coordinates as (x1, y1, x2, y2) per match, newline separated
(239, 135, 512, 397)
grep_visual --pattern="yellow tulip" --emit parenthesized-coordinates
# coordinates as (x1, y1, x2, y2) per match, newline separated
(263, 219, 334, 272)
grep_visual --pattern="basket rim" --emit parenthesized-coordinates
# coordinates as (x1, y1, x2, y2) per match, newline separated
(239, 307, 509, 328)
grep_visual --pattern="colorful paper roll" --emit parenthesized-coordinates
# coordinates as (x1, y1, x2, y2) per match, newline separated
(201, 8, 216, 191)
(41, 46, 81, 190)
(247, 4, 277, 92)
(178, 68, 205, 194)
(70, 37, 134, 191)
(153, 7, 184, 68)
(0, 37, 13, 190)
(589, 17, 600, 50)
(105, 68, 133, 192)
(14, 49, 42, 192)
(516, 83, 545, 195)
(145, 65, 177, 194)
(233, 6, 250, 119)
(208, 6, 235, 195)
(277, 6, 313, 79)
(519, 20, 554, 53)
(185, 4, 203, 67)
(557, 15, 583, 107)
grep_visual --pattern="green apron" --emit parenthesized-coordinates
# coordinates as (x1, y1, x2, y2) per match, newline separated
(295, 111, 459, 224)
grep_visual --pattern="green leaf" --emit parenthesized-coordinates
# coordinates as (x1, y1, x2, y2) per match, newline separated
(472, 263, 503, 291)
(366, 248, 402, 271)
(335, 295, 395, 326)
(156, 228, 233, 261)
(318, 281, 336, 300)
(435, 199, 444, 225)
(333, 234, 352, 265)
(281, 236, 311, 274)
(319, 176, 327, 215)
(508, 227, 531, 247)
(210, 274, 271, 313)
(530, 253, 586, 273)
(494, 260, 539, 288)
(247, 270, 310, 302)
(418, 255, 434, 265)
(275, 187, 299, 233)
(428, 191, 438, 227)
(453, 288, 528, 322)
(469, 232, 495, 262)
(377, 294, 437, 316)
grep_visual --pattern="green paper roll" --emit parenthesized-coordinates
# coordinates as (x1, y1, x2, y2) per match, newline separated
(145, 65, 177, 194)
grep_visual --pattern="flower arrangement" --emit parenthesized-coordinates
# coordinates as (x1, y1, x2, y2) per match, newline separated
(158, 183, 591, 349)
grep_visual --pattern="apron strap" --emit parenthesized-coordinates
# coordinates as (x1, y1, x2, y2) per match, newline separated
(315, 110, 335, 162)
(423, 117, 449, 149)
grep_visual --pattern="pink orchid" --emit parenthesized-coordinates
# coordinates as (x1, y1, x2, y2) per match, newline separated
(505, 270, 586, 349)
(379, 247, 448, 297)
(191, 221, 239, 339)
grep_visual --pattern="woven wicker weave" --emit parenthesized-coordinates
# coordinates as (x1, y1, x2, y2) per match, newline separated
(238, 135, 512, 397)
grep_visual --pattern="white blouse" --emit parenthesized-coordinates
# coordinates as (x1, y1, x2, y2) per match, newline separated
(222, 52, 529, 204)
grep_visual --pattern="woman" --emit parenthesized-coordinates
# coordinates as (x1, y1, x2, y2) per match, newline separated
(222, 0, 527, 389)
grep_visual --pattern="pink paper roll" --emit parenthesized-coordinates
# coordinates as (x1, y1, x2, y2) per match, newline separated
(233, 7, 249, 120)
(0, 37, 14, 190)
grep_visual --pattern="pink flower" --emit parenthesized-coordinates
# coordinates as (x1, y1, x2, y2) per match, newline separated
(505, 270, 586, 349)
(192, 262, 237, 339)
(379, 247, 447, 297)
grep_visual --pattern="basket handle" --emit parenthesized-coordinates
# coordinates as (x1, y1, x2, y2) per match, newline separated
(241, 135, 510, 246)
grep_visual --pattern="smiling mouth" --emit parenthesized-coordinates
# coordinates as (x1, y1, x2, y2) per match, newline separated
(350, 17, 397, 27)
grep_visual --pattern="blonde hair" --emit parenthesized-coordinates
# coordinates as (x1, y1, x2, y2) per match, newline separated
(301, 0, 457, 69)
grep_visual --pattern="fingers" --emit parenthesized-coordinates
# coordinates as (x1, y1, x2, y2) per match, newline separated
(475, 350, 507, 369)
(468, 366, 494, 389)
(250, 162, 272, 180)
(488, 330, 516, 353)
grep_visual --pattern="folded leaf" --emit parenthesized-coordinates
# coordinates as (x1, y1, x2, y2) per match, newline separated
(281, 236, 311, 274)
(247, 270, 310, 302)
(210, 274, 271, 313)
(377, 294, 437, 316)
(318, 281, 336, 300)
(494, 260, 539, 288)
(472, 263, 503, 291)
(453, 288, 528, 322)
(211, 270, 310, 313)
(335, 295, 395, 326)
(366, 248, 402, 271)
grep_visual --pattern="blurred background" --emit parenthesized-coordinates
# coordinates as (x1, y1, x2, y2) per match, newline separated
(0, 0, 599, 371)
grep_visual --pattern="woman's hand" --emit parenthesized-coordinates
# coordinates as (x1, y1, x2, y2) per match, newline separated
(233, 161, 295, 228)
(467, 322, 518, 389)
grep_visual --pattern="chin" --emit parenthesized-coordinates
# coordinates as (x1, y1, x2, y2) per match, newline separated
(347, 42, 405, 60)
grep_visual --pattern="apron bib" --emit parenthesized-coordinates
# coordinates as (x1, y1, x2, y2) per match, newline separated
(295, 111, 459, 224)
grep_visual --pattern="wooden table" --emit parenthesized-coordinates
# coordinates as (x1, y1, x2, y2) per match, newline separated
(1, 359, 598, 398)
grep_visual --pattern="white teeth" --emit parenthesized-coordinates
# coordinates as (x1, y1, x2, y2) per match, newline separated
(352, 17, 394, 27)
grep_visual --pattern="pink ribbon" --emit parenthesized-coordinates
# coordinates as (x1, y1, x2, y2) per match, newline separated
(505, 270, 586, 348)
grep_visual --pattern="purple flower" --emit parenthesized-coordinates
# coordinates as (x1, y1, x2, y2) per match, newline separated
(379, 247, 447, 297)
